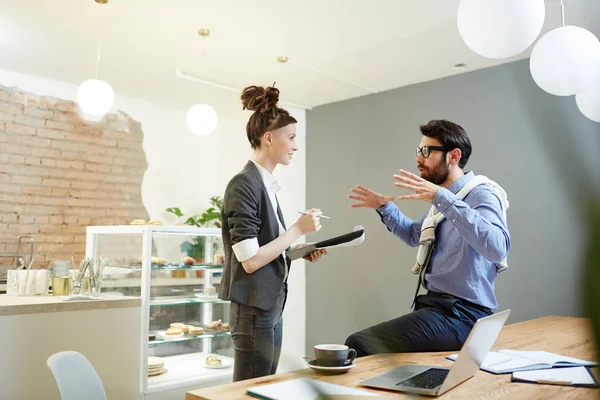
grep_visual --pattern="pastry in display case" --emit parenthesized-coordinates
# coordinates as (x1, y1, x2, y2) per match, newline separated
(85, 225, 233, 398)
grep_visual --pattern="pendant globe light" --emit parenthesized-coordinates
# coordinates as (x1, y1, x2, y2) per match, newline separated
(77, 0, 115, 117)
(77, 78, 115, 117)
(576, 72, 600, 122)
(186, 29, 218, 136)
(457, 0, 546, 59)
(575, 36, 600, 123)
(186, 103, 218, 136)
(530, 0, 600, 96)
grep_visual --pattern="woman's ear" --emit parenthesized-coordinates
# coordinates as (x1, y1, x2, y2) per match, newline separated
(263, 131, 273, 146)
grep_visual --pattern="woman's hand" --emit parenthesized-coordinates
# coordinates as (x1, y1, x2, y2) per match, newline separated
(303, 249, 327, 262)
(290, 243, 328, 263)
(293, 208, 322, 235)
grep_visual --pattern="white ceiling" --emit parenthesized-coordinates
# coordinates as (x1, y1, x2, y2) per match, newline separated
(1, 0, 599, 109)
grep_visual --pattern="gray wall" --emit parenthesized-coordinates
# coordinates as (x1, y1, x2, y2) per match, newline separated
(305, 59, 600, 354)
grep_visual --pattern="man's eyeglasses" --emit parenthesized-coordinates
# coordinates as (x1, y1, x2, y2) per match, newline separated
(416, 145, 451, 158)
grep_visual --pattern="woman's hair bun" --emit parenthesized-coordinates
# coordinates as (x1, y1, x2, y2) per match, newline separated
(241, 85, 280, 113)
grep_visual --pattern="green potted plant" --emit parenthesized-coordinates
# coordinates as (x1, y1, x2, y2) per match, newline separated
(166, 196, 223, 263)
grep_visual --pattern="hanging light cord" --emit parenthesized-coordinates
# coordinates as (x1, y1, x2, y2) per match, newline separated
(95, 1, 105, 80)
(199, 35, 205, 104)
(561, 0, 566, 27)
(96, 41, 101, 80)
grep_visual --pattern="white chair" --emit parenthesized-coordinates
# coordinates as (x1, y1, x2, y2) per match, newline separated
(46, 351, 107, 400)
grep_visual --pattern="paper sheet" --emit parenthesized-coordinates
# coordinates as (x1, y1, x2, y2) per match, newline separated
(513, 367, 596, 386)
(325, 225, 365, 248)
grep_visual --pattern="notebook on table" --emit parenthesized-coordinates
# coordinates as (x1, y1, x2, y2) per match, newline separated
(247, 377, 380, 400)
(446, 350, 597, 374)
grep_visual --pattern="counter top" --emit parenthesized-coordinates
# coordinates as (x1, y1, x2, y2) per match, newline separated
(0, 295, 141, 316)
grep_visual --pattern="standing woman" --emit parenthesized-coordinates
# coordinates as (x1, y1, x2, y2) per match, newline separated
(219, 85, 327, 381)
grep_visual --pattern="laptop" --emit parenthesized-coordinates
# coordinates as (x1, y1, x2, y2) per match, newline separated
(360, 309, 511, 397)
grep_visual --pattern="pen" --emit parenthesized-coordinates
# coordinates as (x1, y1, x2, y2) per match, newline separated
(536, 379, 573, 386)
(298, 211, 330, 219)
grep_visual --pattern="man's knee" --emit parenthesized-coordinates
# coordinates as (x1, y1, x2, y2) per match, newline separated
(345, 332, 359, 347)
(345, 332, 369, 357)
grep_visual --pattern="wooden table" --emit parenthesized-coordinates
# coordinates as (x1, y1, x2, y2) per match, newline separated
(187, 316, 599, 399)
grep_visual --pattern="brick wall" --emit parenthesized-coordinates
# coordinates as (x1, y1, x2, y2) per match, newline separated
(0, 84, 149, 278)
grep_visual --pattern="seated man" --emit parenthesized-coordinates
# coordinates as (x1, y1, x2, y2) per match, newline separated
(346, 119, 510, 356)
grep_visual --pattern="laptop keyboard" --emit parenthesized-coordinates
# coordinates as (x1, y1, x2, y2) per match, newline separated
(396, 368, 449, 389)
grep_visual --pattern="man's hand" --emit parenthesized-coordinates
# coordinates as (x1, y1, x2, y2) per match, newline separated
(393, 169, 442, 204)
(348, 185, 395, 209)
(303, 249, 327, 262)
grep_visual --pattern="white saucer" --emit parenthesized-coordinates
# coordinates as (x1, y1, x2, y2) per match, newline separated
(203, 358, 232, 369)
(156, 331, 184, 340)
(306, 359, 356, 373)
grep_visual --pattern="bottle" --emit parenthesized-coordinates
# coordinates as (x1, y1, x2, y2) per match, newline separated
(51, 260, 70, 296)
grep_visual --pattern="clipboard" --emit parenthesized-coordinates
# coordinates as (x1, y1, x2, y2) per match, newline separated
(287, 229, 365, 260)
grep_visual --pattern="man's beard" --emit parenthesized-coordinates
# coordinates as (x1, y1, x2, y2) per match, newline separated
(419, 159, 449, 185)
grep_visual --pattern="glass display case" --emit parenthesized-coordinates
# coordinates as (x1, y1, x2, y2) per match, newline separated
(85, 225, 233, 397)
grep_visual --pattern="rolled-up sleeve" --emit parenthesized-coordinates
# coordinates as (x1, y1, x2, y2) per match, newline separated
(224, 175, 261, 261)
(232, 238, 259, 262)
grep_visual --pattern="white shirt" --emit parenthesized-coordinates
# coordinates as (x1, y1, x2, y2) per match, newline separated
(231, 159, 289, 280)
